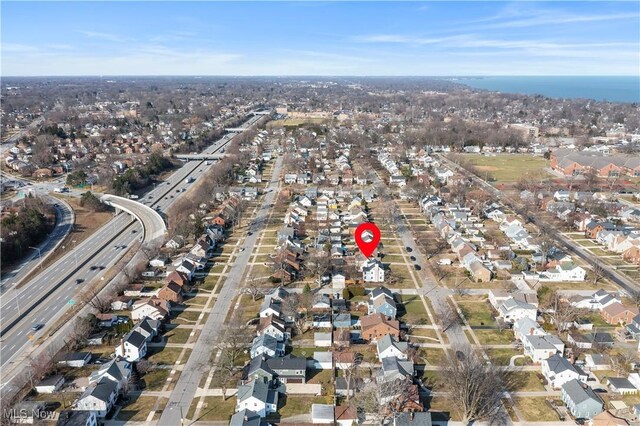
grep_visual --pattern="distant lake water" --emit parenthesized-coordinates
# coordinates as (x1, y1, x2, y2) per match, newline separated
(454, 76, 640, 104)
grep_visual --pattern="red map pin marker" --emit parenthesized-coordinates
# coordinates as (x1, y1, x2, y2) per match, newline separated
(355, 222, 381, 258)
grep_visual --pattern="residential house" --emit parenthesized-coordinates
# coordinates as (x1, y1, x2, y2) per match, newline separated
(570, 290, 620, 311)
(522, 333, 565, 363)
(561, 379, 604, 420)
(157, 281, 183, 304)
(377, 334, 409, 361)
(602, 303, 639, 325)
(540, 262, 587, 282)
(368, 286, 397, 318)
(88, 359, 132, 394)
(542, 354, 586, 389)
(250, 334, 285, 358)
(265, 355, 307, 384)
(378, 356, 415, 383)
(55, 410, 98, 426)
(498, 297, 538, 324)
(360, 313, 400, 342)
(229, 409, 261, 426)
(131, 297, 169, 321)
(74, 377, 118, 418)
(114, 329, 147, 362)
(361, 258, 385, 282)
(235, 378, 278, 417)
(244, 356, 275, 383)
(513, 317, 545, 341)
(256, 315, 288, 341)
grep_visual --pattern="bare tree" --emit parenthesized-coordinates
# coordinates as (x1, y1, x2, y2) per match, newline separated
(136, 359, 154, 375)
(436, 299, 460, 332)
(441, 346, 517, 424)
(244, 274, 267, 301)
(544, 291, 579, 333)
(341, 351, 364, 402)
(591, 259, 605, 285)
(215, 312, 253, 366)
(282, 292, 313, 335)
(432, 263, 450, 282)
(610, 349, 638, 376)
(355, 378, 420, 424)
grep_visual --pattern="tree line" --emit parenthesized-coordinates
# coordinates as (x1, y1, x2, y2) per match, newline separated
(0, 198, 55, 264)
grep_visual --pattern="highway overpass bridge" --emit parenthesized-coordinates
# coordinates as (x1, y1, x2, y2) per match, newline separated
(100, 195, 167, 241)
(174, 153, 228, 161)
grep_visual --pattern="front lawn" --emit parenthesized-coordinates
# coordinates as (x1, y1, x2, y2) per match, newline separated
(473, 329, 514, 345)
(147, 347, 191, 365)
(457, 301, 496, 327)
(513, 397, 560, 421)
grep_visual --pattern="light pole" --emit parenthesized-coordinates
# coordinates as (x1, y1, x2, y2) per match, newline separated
(72, 240, 78, 267)
(28, 246, 43, 269)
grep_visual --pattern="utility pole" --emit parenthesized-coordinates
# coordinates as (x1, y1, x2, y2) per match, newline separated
(29, 246, 43, 269)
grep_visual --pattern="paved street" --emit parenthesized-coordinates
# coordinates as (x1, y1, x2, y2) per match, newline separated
(0, 114, 262, 392)
(0, 195, 74, 291)
(159, 154, 283, 426)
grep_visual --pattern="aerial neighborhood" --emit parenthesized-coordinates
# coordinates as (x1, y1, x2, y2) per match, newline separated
(1, 75, 640, 426)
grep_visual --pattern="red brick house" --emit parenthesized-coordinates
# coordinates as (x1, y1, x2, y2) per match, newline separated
(360, 313, 400, 341)
(601, 302, 639, 325)
(158, 281, 183, 304)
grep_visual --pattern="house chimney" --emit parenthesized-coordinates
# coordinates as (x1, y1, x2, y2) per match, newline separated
(530, 327, 534, 335)
(120, 338, 125, 356)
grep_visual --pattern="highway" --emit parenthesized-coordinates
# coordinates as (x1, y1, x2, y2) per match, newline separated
(0, 113, 264, 388)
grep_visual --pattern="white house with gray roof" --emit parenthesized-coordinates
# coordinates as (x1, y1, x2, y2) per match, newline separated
(498, 297, 537, 324)
(235, 378, 278, 417)
(542, 354, 585, 389)
(74, 377, 118, 418)
(376, 334, 409, 361)
(522, 333, 564, 363)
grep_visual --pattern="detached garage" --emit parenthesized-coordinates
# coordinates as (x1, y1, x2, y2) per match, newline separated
(310, 352, 333, 370)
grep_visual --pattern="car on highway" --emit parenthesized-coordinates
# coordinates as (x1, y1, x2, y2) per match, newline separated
(414, 264, 422, 271)
(410, 256, 416, 261)
(90, 266, 98, 271)
(247, 232, 253, 236)
(75, 278, 84, 284)
(239, 248, 245, 252)
(132, 230, 137, 233)
(406, 246, 413, 252)
(31, 324, 44, 332)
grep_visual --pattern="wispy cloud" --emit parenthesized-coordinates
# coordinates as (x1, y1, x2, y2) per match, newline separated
(485, 11, 639, 29)
(2, 43, 39, 53)
(353, 34, 461, 45)
(78, 30, 129, 42)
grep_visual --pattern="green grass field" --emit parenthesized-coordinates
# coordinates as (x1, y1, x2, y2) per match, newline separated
(464, 154, 550, 183)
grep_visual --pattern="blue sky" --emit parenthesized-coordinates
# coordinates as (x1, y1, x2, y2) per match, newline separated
(2, 1, 639, 76)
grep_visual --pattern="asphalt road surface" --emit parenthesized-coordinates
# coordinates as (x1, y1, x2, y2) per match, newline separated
(0, 114, 263, 385)
(0, 195, 74, 291)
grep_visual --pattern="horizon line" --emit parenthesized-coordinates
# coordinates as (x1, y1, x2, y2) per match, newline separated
(2, 74, 639, 78)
